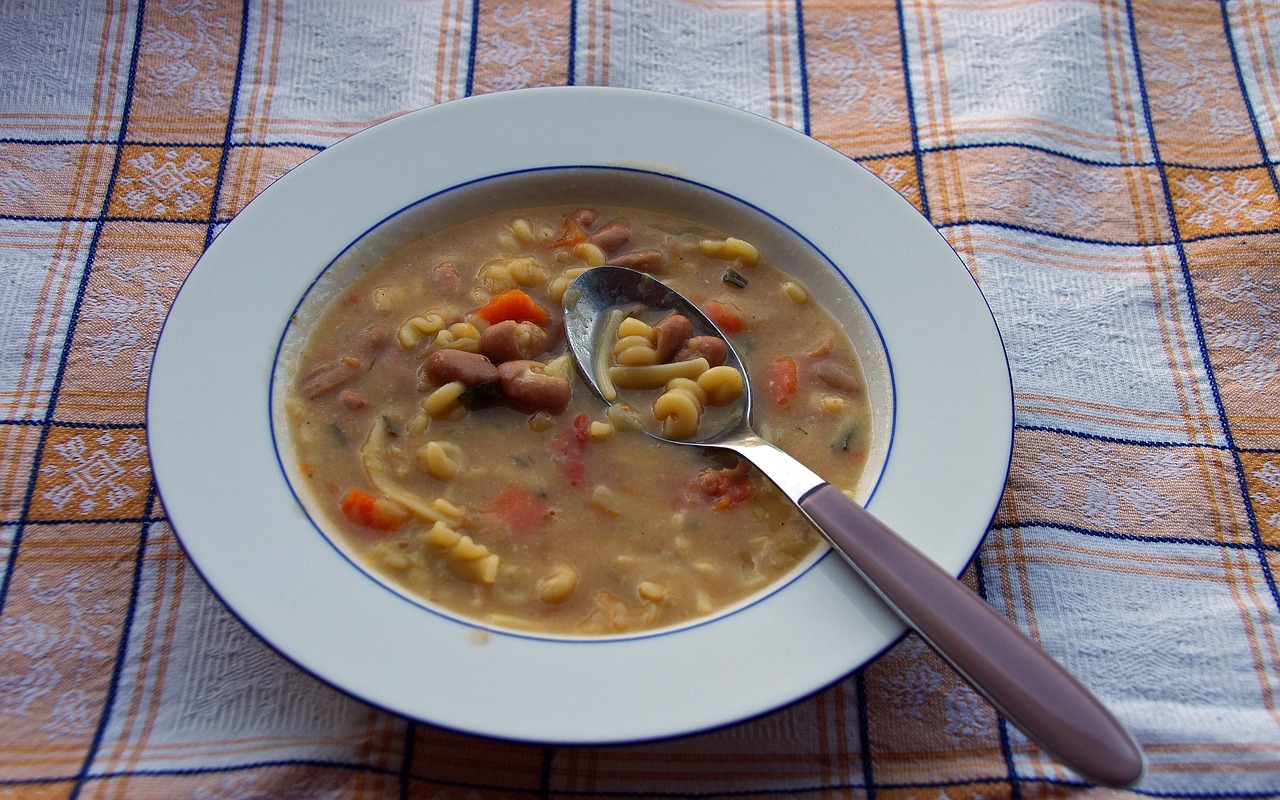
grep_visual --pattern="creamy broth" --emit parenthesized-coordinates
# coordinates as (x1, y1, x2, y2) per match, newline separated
(282, 204, 872, 635)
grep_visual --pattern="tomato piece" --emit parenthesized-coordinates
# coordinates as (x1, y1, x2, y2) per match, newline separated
(548, 413, 591, 487)
(702, 300, 744, 334)
(686, 462, 753, 510)
(766, 356, 798, 405)
(486, 486, 554, 535)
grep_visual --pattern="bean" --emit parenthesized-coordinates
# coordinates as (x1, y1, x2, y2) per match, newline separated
(652, 314, 692, 363)
(480, 319, 554, 363)
(587, 222, 631, 254)
(673, 336, 726, 367)
(814, 360, 862, 393)
(421, 349, 499, 387)
(356, 324, 390, 351)
(337, 389, 367, 410)
(429, 262, 463, 297)
(608, 249, 664, 271)
(571, 208, 598, 228)
(298, 360, 358, 398)
(497, 360, 571, 415)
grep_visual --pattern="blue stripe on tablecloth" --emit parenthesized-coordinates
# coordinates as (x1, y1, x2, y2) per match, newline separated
(795, 1, 811, 137)
(465, 0, 481, 96)
(895, 0, 929, 222)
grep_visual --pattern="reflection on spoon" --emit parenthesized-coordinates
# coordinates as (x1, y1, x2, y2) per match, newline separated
(563, 265, 1144, 789)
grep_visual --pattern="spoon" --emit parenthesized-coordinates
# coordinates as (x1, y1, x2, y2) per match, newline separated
(562, 265, 1144, 788)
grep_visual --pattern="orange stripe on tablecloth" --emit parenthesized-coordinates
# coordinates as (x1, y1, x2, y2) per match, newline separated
(1222, 530, 1280, 727)
(1142, 245, 1218, 448)
(981, 536, 1242, 579)
(914, 116, 1158, 153)
(450, 0, 469, 100)
(1101, 0, 1159, 245)
(1013, 402, 1221, 440)
(1230, 544, 1280, 728)
(3, 223, 92, 421)
(248, 0, 284, 203)
(584, 0, 598, 86)
(1237, 0, 1280, 131)
(775, 0, 795, 130)
(434, 0, 467, 103)
(583, 0, 611, 88)
(247, 0, 278, 144)
(433, 0, 451, 100)
(101, 534, 186, 789)
(86, 0, 126, 142)
(765, 0, 781, 125)
(968, 230, 1156, 272)
(920, 1, 977, 274)
(601, 0, 612, 87)
(1249, 0, 1280, 108)
(241, 113, 408, 143)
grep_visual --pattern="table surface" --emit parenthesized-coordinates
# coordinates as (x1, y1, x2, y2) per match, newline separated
(2, 1, 1278, 797)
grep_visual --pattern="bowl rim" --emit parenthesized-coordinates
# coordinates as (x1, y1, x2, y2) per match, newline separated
(147, 86, 1014, 744)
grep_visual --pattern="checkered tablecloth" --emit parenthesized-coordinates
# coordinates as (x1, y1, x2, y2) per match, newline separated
(2, 1, 1279, 797)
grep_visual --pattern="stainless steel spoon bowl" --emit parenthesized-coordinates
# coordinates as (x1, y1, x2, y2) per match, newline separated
(563, 265, 1144, 788)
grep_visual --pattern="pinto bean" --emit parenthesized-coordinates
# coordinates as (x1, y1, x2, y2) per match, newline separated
(497, 360, 570, 415)
(607, 249, 664, 271)
(587, 222, 631, 254)
(480, 319, 554, 364)
(298, 360, 359, 398)
(356, 324, 390, 352)
(652, 314, 692, 363)
(337, 389, 368, 410)
(421, 349, 499, 388)
(429, 262, 463, 297)
(814, 360, 863, 393)
(673, 336, 726, 367)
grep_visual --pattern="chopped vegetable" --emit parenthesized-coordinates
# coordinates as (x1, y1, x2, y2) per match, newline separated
(548, 413, 591, 487)
(702, 300, 744, 333)
(550, 214, 588, 249)
(722, 269, 749, 289)
(340, 489, 411, 531)
(486, 485, 554, 535)
(474, 289, 550, 325)
(687, 462, 753, 511)
(766, 356, 798, 405)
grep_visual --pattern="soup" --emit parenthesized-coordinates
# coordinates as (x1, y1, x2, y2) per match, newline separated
(281, 204, 872, 634)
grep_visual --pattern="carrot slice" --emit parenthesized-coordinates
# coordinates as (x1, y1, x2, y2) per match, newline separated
(550, 214, 588, 249)
(766, 356, 798, 405)
(702, 300, 744, 334)
(340, 489, 410, 531)
(474, 289, 550, 325)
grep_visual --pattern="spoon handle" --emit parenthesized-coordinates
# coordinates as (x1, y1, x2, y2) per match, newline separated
(798, 483, 1144, 787)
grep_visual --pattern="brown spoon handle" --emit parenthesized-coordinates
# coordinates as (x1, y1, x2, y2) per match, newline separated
(800, 483, 1144, 788)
